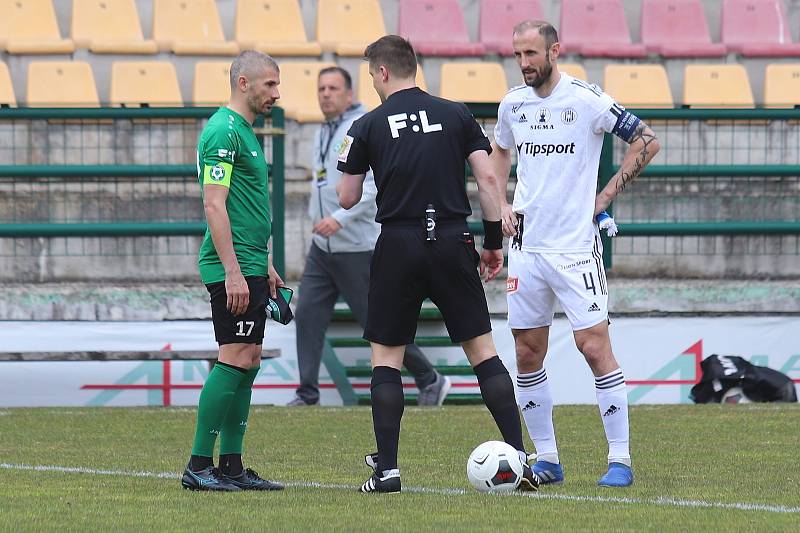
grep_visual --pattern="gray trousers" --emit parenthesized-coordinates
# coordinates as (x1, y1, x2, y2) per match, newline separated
(294, 242, 437, 403)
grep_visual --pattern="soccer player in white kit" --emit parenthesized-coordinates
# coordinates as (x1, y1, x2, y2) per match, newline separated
(490, 20, 660, 487)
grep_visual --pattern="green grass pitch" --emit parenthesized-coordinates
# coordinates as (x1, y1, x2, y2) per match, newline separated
(1, 404, 799, 531)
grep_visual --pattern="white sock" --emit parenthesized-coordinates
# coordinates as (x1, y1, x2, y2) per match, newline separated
(516, 369, 559, 464)
(595, 368, 631, 466)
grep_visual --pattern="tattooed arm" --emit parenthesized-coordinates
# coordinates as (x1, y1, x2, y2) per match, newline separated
(595, 122, 660, 215)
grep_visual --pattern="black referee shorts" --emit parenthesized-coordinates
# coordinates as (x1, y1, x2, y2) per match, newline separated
(206, 275, 268, 345)
(365, 220, 492, 346)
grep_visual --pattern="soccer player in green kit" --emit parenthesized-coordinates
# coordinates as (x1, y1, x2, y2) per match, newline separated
(182, 50, 284, 492)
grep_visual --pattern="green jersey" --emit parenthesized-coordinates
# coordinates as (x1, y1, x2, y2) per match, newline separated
(197, 107, 272, 284)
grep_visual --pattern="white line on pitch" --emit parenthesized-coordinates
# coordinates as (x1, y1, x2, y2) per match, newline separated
(2, 462, 798, 515)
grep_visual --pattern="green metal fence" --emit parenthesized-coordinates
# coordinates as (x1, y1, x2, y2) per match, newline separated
(0, 106, 286, 279)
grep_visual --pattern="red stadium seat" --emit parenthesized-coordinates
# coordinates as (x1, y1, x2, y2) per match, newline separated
(479, 0, 544, 56)
(398, 0, 485, 56)
(640, 0, 727, 57)
(721, 0, 800, 57)
(559, 0, 647, 58)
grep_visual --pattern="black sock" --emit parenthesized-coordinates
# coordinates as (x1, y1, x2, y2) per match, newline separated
(219, 453, 244, 476)
(474, 356, 525, 452)
(190, 454, 213, 471)
(371, 366, 404, 473)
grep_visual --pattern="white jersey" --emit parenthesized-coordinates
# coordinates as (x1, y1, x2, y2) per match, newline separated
(495, 74, 629, 253)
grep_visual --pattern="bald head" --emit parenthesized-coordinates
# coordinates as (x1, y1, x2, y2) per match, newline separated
(230, 50, 279, 89)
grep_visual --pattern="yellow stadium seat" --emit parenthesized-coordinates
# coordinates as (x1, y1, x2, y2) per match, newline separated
(603, 65, 673, 108)
(152, 0, 239, 55)
(236, 0, 322, 56)
(683, 64, 754, 108)
(110, 61, 183, 107)
(71, 0, 157, 54)
(0, 0, 75, 54)
(317, 0, 386, 56)
(277, 61, 336, 122)
(193, 61, 232, 106)
(0, 63, 16, 107)
(358, 62, 427, 110)
(559, 63, 587, 81)
(439, 63, 508, 103)
(764, 64, 800, 109)
(26, 61, 99, 107)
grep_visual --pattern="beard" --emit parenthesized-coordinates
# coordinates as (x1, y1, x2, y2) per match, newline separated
(523, 54, 553, 89)
(247, 93, 272, 116)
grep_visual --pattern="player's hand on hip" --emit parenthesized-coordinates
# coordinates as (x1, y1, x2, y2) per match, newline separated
(268, 264, 284, 299)
(225, 271, 250, 316)
(480, 249, 504, 282)
(313, 216, 342, 237)
(500, 203, 518, 237)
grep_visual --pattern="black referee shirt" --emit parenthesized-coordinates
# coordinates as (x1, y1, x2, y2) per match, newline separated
(337, 87, 491, 223)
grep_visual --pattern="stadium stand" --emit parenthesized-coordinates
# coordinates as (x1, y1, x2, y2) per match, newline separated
(193, 61, 231, 106)
(439, 63, 508, 103)
(721, 0, 800, 57)
(0, 0, 75, 54)
(357, 61, 427, 110)
(235, 0, 322, 56)
(398, 0, 486, 56)
(0, 63, 15, 107)
(110, 61, 183, 106)
(317, 0, 386, 56)
(558, 0, 647, 57)
(152, 0, 239, 55)
(603, 64, 674, 107)
(763, 63, 800, 108)
(277, 61, 336, 122)
(479, 0, 544, 56)
(640, 0, 727, 57)
(26, 61, 100, 107)
(559, 63, 588, 81)
(71, 0, 158, 54)
(683, 64, 755, 107)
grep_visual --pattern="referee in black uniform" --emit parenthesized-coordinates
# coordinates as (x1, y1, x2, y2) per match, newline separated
(337, 35, 539, 494)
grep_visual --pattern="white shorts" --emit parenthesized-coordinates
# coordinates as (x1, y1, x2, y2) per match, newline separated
(506, 238, 608, 331)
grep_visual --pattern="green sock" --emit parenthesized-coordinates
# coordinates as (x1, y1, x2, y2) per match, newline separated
(190, 363, 247, 457)
(219, 366, 260, 456)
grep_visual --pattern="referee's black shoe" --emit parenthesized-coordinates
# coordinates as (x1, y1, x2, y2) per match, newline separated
(518, 463, 541, 492)
(223, 468, 285, 491)
(360, 469, 401, 493)
(181, 465, 241, 492)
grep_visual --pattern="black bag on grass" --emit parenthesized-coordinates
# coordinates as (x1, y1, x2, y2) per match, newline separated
(690, 354, 797, 404)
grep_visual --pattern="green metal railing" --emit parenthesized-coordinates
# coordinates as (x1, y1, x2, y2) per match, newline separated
(0, 106, 286, 275)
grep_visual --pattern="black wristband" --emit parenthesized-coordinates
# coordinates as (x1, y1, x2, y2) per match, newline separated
(482, 220, 503, 250)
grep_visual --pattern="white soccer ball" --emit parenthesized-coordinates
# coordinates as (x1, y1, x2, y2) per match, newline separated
(721, 386, 751, 404)
(466, 440, 523, 493)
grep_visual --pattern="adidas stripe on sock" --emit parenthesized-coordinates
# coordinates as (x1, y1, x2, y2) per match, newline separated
(516, 369, 558, 464)
(594, 368, 631, 466)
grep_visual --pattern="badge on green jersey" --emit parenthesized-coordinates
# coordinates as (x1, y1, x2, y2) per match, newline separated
(203, 161, 233, 187)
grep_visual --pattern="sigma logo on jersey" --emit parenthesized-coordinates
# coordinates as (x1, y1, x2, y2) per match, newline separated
(387, 111, 443, 139)
(516, 142, 576, 156)
(506, 276, 519, 293)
